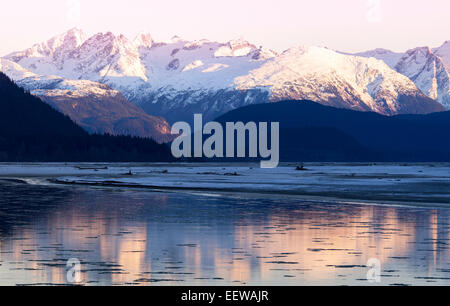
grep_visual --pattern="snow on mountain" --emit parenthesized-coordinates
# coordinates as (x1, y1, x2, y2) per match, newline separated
(133, 44, 441, 122)
(0, 58, 36, 80)
(356, 43, 450, 109)
(395, 47, 449, 106)
(3, 29, 445, 123)
(7, 29, 148, 92)
(135, 37, 268, 91)
(235, 46, 438, 115)
(70, 32, 148, 84)
(354, 48, 404, 68)
(7, 28, 87, 71)
(0, 58, 172, 142)
(0, 58, 130, 99)
(133, 32, 153, 49)
(433, 41, 450, 70)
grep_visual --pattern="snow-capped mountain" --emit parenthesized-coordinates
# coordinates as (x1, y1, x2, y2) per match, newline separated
(234, 46, 441, 115)
(356, 42, 450, 109)
(434, 41, 450, 69)
(0, 58, 172, 142)
(3, 28, 445, 123)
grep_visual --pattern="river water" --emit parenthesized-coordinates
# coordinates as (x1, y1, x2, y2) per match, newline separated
(0, 163, 450, 286)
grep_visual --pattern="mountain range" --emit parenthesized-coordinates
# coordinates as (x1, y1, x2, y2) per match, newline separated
(355, 41, 450, 109)
(2, 66, 450, 162)
(0, 28, 449, 141)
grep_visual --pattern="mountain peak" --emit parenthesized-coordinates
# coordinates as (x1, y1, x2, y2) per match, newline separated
(281, 45, 334, 57)
(79, 31, 135, 52)
(405, 46, 433, 56)
(433, 40, 450, 69)
(369, 48, 394, 53)
(48, 27, 87, 52)
(171, 35, 183, 43)
(4, 27, 87, 63)
(134, 32, 153, 48)
(65, 27, 85, 36)
(437, 40, 450, 48)
(363, 48, 402, 57)
(354, 48, 404, 68)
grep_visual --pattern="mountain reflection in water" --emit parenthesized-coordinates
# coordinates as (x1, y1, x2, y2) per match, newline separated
(0, 181, 449, 286)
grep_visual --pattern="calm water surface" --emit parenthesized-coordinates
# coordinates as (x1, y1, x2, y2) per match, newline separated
(0, 180, 450, 286)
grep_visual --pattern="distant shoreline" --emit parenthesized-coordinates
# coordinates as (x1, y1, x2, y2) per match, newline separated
(1, 162, 450, 209)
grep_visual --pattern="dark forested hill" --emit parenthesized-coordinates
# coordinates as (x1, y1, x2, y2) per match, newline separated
(216, 100, 450, 162)
(0, 72, 172, 162)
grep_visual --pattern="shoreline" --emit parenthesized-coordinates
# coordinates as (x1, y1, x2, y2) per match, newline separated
(47, 177, 450, 209)
(1, 162, 450, 210)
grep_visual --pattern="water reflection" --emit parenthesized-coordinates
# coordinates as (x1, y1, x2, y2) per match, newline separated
(0, 181, 450, 285)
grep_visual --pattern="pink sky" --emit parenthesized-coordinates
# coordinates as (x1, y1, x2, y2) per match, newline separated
(0, 0, 449, 56)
